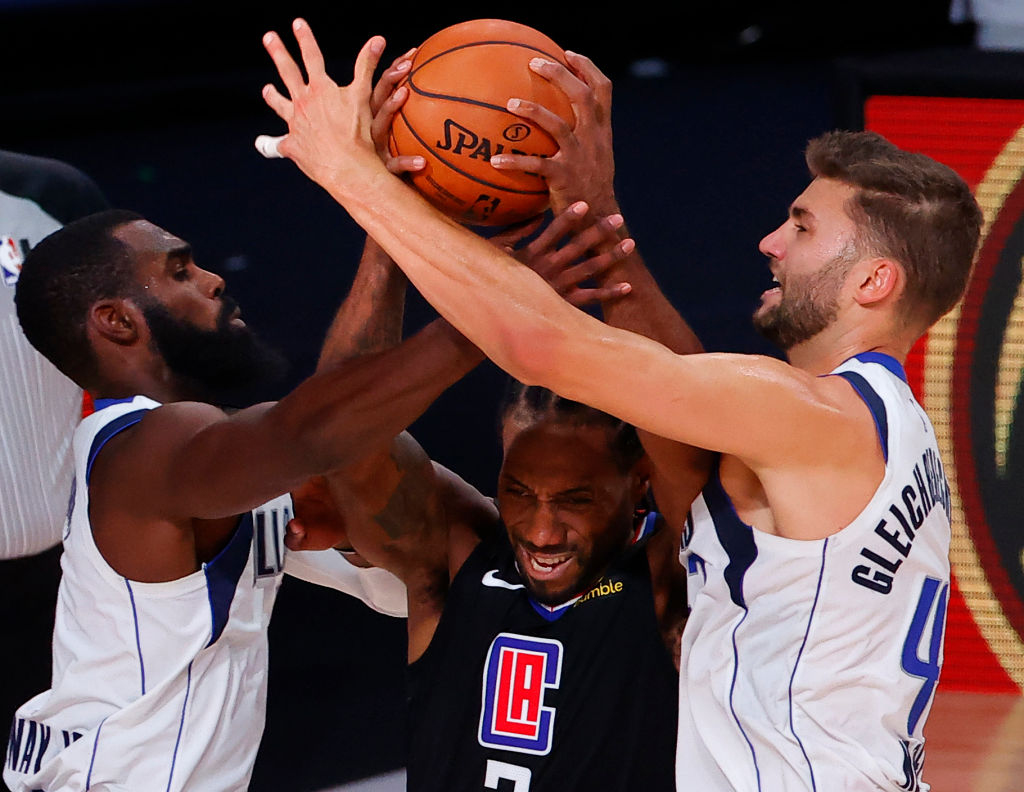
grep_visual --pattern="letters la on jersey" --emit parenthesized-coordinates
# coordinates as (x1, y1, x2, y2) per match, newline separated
(478, 633, 564, 756)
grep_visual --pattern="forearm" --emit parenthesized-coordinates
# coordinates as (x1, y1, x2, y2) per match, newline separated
(317, 161, 590, 379)
(325, 434, 448, 576)
(318, 234, 408, 370)
(595, 238, 711, 520)
(274, 316, 483, 475)
(598, 241, 702, 356)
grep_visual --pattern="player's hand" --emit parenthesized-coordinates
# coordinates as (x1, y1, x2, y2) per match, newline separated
(257, 19, 384, 190)
(509, 202, 633, 307)
(285, 475, 352, 552)
(371, 48, 425, 175)
(491, 53, 617, 217)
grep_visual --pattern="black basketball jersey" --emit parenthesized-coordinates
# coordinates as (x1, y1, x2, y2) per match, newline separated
(406, 518, 678, 791)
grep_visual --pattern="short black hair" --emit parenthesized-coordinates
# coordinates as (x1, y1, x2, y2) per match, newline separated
(498, 379, 645, 473)
(15, 209, 144, 387)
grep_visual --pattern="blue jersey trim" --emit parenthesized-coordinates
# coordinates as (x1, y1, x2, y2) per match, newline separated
(701, 462, 762, 784)
(527, 596, 575, 622)
(124, 580, 146, 695)
(203, 513, 254, 647)
(834, 372, 889, 463)
(166, 662, 193, 792)
(85, 717, 107, 790)
(852, 352, 907, 383)
(788, 538, 828, 791)
(85, 410, 150, 485)
(702, 468, 758, 609)
(92, 396, 139, 411)
(729, 610, 762, 791)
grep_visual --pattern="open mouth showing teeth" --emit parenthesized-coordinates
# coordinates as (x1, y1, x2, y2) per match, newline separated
(527, 554, 571, 575)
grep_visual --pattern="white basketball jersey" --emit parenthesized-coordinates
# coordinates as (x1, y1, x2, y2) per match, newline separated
(677, 353, 951, 792)
(0, 188, 81, 558)
(5, 396, 283, 791)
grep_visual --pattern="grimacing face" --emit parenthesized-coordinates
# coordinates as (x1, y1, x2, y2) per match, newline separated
(753, 177, 862, 350)
(496, 417, 644, 605)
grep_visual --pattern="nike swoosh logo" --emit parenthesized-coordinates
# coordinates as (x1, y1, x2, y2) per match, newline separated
(481, 569, 525, 590)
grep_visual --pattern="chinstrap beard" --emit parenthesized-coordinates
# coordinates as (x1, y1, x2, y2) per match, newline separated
(141, 294, 288, 406)
(753, 257, 852, 350)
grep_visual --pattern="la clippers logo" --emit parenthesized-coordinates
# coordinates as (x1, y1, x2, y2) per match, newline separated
(478, 633, 562, 755)
(1, 235, 27, 286)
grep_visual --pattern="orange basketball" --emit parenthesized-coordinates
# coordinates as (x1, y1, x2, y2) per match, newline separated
(389, 19, 574, 227)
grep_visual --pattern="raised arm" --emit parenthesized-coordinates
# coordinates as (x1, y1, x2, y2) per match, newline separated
(463, 48, 713, 526)
(257, 23, 880, 508)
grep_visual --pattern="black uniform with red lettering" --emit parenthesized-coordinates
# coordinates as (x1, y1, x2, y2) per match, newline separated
(406, 519, 678, 791)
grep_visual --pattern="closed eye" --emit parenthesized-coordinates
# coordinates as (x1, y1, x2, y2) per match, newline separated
(557, 492, 595, 507)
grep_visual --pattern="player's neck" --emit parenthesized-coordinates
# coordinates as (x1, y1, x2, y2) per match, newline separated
(90, 364, 199, 405)
(784, 332, 908, 375)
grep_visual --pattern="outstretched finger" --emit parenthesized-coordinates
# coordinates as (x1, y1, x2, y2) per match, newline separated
(292, 18, 326, 80)
(371, 48, 415, 114)
(372, 84, 409, 149)
(544, 213, 625, 266)
(563, 281, 632, 308)
(489, 215, 546, 254)
(255, 134, 286, 159)
(353, 35, 387, 93)
(528, 57, 591, 106)
(521, 201, 589, 260)
(559, 237, 635, 286)
(564, 50, 613, 106)
(261, 82, 293, 122)
(263, 30, 306, 98)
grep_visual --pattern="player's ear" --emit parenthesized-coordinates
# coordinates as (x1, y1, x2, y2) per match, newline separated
(87, 297, 147, 346)
(630, 455, 652, 503)
(853, 257, 903, 307)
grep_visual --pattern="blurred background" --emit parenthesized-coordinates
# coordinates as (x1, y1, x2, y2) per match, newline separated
(3, 1, 1023, 789)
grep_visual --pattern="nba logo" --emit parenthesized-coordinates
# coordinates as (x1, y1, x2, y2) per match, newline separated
(478, 633, 562, 755)
(1, 236, 24, 287)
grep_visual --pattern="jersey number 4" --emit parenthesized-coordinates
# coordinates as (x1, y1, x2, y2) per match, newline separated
(901, 576, 949, 735)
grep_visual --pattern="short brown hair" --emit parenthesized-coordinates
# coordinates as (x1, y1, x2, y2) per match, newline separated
(806, 130, 982, 328)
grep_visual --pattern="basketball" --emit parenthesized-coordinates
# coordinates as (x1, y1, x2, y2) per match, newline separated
(389, 19, 574, 227)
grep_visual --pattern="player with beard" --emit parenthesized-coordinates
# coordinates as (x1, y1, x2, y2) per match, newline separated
(258, 22, 984, 790)
(0, 207, 475, 792)
(3, 197, 629, 791)
(284, 221, 707, 790)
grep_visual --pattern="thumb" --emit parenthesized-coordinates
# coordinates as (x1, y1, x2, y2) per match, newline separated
(256, 134, 286, 159)
(284, 518, 308, 550)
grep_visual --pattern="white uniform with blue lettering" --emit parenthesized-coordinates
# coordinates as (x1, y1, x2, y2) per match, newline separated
(677, 353, 951, 792)
(4, 396, 406, 791)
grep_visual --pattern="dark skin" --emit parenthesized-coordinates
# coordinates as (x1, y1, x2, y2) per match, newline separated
(86, 210, 626, 582)
(285, 212, 641, 657)
(83, 48, 612, 584)
(284, 212, 692, 665)
(83, 219, 482, 582)
(282, 43, 706, 666)
(289, 400, 691, 667)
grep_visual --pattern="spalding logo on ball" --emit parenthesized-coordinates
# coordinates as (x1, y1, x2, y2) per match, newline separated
(389, 18, 574, 227)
